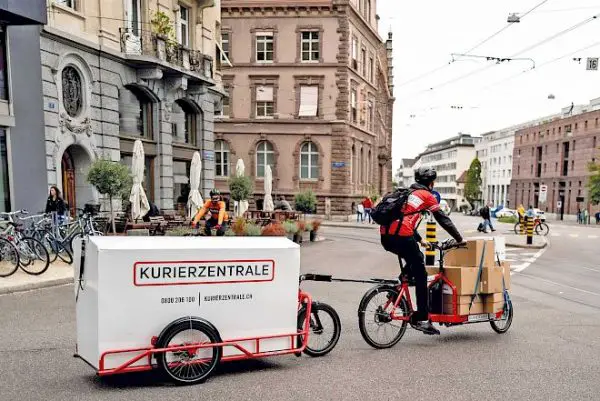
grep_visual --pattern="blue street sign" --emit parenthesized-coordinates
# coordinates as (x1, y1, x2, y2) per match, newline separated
(332, 162, 346, 168)
(203, 150, 215, 161)
(432, 190, 441, 204)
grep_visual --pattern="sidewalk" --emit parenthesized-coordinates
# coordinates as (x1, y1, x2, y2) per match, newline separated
(0, 261, 73, 295)
(322, 220, 378, 230)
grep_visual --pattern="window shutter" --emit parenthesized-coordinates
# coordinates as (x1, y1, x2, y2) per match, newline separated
(299, 86, 318, 117)
(256, 86, 273, 102)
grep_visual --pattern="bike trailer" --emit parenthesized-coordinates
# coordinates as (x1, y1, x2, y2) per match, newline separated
(73, 236, 300, 375)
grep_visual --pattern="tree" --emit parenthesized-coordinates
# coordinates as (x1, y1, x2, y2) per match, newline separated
(587, 160, 600, 205)
(464, 158, 482, 208)
(294, 190, 317, 213)
(228, 175, 253, 202)
(87, 159, 132, 233)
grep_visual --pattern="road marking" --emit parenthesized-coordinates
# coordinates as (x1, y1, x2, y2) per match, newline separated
(569, 234, 579, 238)
(551, 233, 561, 237)
(515, 272, 600, 296)
(511, 246, 548, 273)
(578, 266, 600, 273)
(589, 235, 598, 239)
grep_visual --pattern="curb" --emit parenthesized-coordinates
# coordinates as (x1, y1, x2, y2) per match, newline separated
(0, 277, 73, 296)
(321, 222, 378, 230)
(506, 236, 549, 250)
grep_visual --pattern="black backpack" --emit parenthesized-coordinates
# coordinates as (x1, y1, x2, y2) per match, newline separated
(370, 187, 415, 226)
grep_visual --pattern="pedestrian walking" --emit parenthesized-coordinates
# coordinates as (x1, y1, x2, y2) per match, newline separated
(577, 208, 582, 224)
(583, 209, 589, 225)
(478, 202, 495, 233)
(356, 202, 364, 223)
(45, 185, 67, 226)
(362, 196, 373, 223)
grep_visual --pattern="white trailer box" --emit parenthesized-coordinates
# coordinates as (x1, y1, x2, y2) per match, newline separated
(73, 236, 300, 371)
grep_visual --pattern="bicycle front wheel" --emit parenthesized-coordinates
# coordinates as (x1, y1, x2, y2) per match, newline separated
(297, 302, 341, 357)
(535, 222, 549, 236)
(17, 237, 50, 275)
(358, 285, 409, 349)
(0, 237, 20, 277)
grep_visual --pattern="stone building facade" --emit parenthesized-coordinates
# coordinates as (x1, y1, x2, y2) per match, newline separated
(42, 0, 226, 215)
(215, 0, 394, 214)
(510, 100, 600, 220)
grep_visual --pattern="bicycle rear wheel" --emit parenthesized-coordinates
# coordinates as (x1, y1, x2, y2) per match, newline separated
(17, 237, 50, 275)
(358, 285, 409, 349)
(297, 302, 341, 357)
(0, 237, 20, 277)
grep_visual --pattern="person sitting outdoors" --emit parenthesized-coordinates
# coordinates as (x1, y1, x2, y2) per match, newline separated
(192, 189, 229, 236)
(274, 195, 292, 211)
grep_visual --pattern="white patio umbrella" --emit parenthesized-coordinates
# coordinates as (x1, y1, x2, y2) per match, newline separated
(187, 151, 203, 219)
(235, 158, 249, 217)
(129, 139, 150, 221)
(263, 165, 274, 212)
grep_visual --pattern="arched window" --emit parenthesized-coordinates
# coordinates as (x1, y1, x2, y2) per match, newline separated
(119, 86, 154, 138)
(367, 149, 372, 183)
(300, 141, 319, 179)
(256, 141, 274, 177)
(351, 144, 356, 184)
(215, 140, 230, 177)
(360, 147, 364, 183)
(173, 99, 198, 146)
(61, 66, 83, 117)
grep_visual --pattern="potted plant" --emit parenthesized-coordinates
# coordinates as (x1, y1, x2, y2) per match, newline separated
(294, 190, 317, 215)
(283, 220, 298, 241)
(244, 222, 262, 236)
(310, 219, 322, 242)
(295, 220, 306, 243)
(229, 175, 254, 217)
(150, 10, 175, 61)
(231, 217, 247, 236)
(261, 222, 286, 236)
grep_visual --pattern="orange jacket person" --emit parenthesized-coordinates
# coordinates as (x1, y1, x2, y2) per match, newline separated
(192, 189, 229, 236)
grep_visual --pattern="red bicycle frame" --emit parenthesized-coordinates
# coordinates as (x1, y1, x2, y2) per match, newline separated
(94, 290, 313, 376)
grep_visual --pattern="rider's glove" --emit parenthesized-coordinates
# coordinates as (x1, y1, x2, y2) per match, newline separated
(215, 224, 221, 230)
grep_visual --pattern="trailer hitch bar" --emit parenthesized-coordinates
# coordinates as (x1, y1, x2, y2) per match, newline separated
(300, 273, 398, 285)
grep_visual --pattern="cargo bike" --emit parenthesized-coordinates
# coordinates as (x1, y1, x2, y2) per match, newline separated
(73, 236, 341, 385)
(357, 238, 513, 348)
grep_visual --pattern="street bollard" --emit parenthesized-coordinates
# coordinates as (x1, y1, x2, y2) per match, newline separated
(425, 220, 436, 265)
(520, 217, 525, 235)
(526, 216, 534, 245)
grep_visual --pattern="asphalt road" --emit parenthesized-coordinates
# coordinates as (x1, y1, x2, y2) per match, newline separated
(0, 216, 598, 401)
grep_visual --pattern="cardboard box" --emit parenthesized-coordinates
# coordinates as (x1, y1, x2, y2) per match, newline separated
(441, 294, 484, 315)
(442, 266, 479, 295)
(426, 267, 440, 276)
(443, 239, 496, 269)
(483, 293, 504, 314)
(481, 267, 504, 294)
(501, 261, 511, 290)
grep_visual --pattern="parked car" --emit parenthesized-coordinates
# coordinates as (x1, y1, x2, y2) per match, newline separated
(495, 208, 517, 218)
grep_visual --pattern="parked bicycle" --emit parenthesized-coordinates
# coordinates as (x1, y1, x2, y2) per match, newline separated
(0, 210, 50, 276)
(513, 217, 549, 236)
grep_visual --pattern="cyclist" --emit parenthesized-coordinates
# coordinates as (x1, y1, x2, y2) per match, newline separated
(380, 167, 465, 335)
(192, 189, 229, 236)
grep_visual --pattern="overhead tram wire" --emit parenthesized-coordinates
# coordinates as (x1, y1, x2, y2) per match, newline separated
(395, 0, 551, 89)
(405, 11, 600, 99)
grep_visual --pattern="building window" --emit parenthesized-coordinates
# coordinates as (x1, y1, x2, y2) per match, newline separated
(0, 30, 7, 100)
(0, 130, 10, 212)
(119, 86, 154, 138)
(178, 6, 189, 47)
(350, 89, 357, 123)
(351, 36, 358, 69)
(301, 31, 320, 62)
(62, 67, 83, 118)
(366, 100, 374, 131)
(221, 32, 230, 61)
(217, 88, 230, 118)
(366, 0, 372, 21)
(256, 33, 274, 63)
(215, 140, 229, 177)
(256, 141, 274, 178)
(585, 120, 588, 129)
(573, 140, 576, 151)
(127, 0, 141, 37)
(173, 160, 191, 208)
(58, 0, 76, 9)
(594, 136, 597, 148)
(256, 86, 274, 118)
(173, 100, 197, 146)
(361, 48, 366, 76)
(298, 85, 318, 117)
(300, 141, 319, 179)
(368, 55, 374, 82)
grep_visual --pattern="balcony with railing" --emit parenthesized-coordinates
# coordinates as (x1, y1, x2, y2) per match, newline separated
(119, 27, 214, 83)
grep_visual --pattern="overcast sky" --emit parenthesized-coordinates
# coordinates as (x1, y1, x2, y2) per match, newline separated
(377, 0, 600, 172)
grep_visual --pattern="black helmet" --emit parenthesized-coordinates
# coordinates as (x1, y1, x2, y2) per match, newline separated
(414, 167, 437, 186)
(209, 188, 221, 197)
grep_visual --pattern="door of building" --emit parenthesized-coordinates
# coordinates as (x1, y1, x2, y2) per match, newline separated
(61, 150, 76, 218)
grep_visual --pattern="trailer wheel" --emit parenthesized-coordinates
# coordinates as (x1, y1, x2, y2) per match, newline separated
(156, 319, 222, 385)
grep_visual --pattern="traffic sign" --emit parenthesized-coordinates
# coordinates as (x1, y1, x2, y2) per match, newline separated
(432, 190, 441, 204)
(539, 184, 548, 203)
(557, 201, 562, 209)
(587, 57, 598, 71)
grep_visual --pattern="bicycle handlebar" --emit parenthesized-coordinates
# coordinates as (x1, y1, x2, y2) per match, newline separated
(0, 209, 28, 216)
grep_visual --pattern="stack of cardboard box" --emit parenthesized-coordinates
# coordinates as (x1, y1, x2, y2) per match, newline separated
(427, 239, 510, 316)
